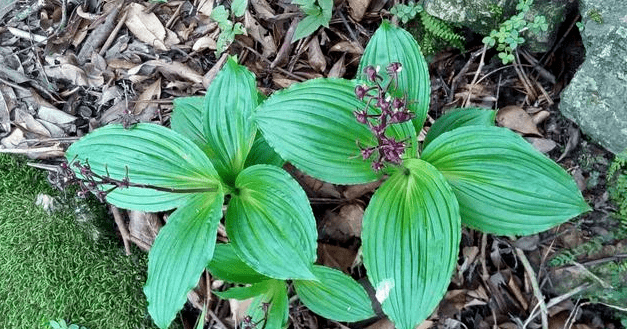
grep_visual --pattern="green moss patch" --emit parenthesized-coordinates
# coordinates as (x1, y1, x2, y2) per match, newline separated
(0, 154, 156, 328)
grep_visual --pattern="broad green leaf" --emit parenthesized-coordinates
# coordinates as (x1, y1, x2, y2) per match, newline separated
(171, 96, 220, 160)
(207, 243, 268, 284)
(203, 56, 258, 186)
(319, 0, 333, 22)
(294, 265, 375, 322)
(210, 5, 229, 25)
(357, 21, 431, 133)
(421, 126, 591, 235)
(226, 165, 317, 280)
(144, 191, 225, 329)
(244, 131, 285, 168)
(423, 107, 496, 147)
(247, 280, 289, 329)
(362, 159, 461, 329)
(292, 14, 326, 42)
(213, 280, 271, 300)
(65, 123, 221, 212)
(254, 78, 416, 185)
(231, 0, 248, 17)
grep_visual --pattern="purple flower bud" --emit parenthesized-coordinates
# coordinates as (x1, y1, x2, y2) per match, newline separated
(390, 111, 412, 123)
(377, 98, 391, 113)
(361, 147, 375, 160)
(354, 110, 368, 124)
(386, 62, 402, 78)
(371, 123, 386, 137)
(371, 161, 384, 172)
(60, 162, 68, 170)
(392, 98, 405, 110)
(355, 85, 368, 100)
(364, 65, 379, 82)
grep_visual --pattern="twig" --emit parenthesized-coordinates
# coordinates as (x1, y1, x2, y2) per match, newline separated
(110, 205, 132, 255)
(54, 0, 68, 35)
(481, 233, 489, 280)
(99, 10, 128, 56)
(236, 41, 307, 82)
(207, 308, 229, 329)
(539, 14, 581, 66)
(582, 301, 627, 312)
(513, 50, 537, 102)
(524, 284, 588, 328)
(7, 27, 47, 43)
(450, 46, 483, 104)
(462, 44, 487, 107)
(571, 261, 613, 289)
(272, 18, 299, 68)
(516, 248, 548, 329)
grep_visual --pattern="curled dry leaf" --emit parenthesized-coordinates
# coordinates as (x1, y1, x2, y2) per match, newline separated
(307, 36, 326, 73)
(347, 0, 371, 21)
(329, 40, 363, 54)
(128, 60, 204, 85)
(1, 127, 25, 149)
(496, 105, 542, 136)
(13, 108, 51, 137)
(197, 0, 214, 17)
(44, 64, 103, 87)
(245, 11, 276, 58)
(327, 54, 346, 78)
(193, 35, 217, 52)
(128, 210, 162, 251)
(531, 110, 551, 125)
(125, 3, 168, 51)
(320, 203, 364, 242)
(133, 78, 161, 115)
(317, 243, 357, 272)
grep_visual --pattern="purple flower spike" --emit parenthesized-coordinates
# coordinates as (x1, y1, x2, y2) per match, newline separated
(390, 111, 413, 124)
(354, 110, 368, 124)
(361, 147, 375, 160)
(392, 97, 405, 110)
(371, 123, 386, 137)
(386, 62, 402, 79)
(371, 161, 384, 172)
(364, 65, 379, 82)
(377, 98, 391, 113)
(355, 85, 368, 100)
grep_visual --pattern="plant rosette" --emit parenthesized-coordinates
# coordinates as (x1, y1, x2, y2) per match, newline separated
(64, 56, 374, 328)
(253, 20, 590, 329)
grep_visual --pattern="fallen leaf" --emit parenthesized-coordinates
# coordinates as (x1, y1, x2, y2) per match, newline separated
(245, 10, 276, 57)
(327, 54, 346, 78)
(192, 35, 217, 52)
(0, 89, 10, 137)
(197, 0, 214, 17)
(125, 3, 168, 51)
(347, 0, 370, 21)
(320, 203, 364, 242)
(38, 106, 77, 125)
(496, 105, 542, 136)
(44, 64, 92, 86)
(0, 127, 25, 148)
(133, 78, 161, 115)
(13, 108, 51, 137)
(128, 60, 204, 85)
(307, 35, 326, 72)
(128, 210, 161, 251)
(329, 40, 363, 54)
(342, 180, 382, 199)
(531, 110, 551, 125)
(526, 137, 557, 153)
(317, 243, 357, 272)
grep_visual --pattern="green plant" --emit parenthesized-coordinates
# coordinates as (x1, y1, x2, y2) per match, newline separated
(482, 0, 548, 64)
(608, 151, 627, 235)
(64, 56, 370, 329)
(291, 0, 333, 42)
(48, 319, 87, 329)
(252, 21, 589, 329)
(210, 0, 248, 56)
(392, 1, 464, 55)
(586, 8, 604, 24)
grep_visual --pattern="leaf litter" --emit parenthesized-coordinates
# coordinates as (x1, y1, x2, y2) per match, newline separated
(0, 0, 623, 327)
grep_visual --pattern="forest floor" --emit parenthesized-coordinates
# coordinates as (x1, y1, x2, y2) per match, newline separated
(0, 0, 626, 328)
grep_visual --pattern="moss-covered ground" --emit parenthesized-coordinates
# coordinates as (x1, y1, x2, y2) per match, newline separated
(0, 154, 157, 328)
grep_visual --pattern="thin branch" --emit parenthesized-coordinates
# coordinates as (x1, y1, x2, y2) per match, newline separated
(516, 248, 548, 329)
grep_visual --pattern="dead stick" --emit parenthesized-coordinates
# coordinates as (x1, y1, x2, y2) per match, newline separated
(463, 44, 487, 107)
(99, 10, 128, 56)
(272, 18, 299, 68)
(516, 248, 548, 329)
(110, 205, 132, 255)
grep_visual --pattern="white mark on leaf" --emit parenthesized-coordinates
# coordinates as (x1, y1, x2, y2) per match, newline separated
(375, 278, 395, 303)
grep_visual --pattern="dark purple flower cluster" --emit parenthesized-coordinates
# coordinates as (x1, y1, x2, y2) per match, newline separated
(354, 63, 414, 172)
(58, 159, 129, 202)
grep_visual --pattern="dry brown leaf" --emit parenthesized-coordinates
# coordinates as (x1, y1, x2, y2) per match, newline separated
(125, 3, 168, 51)
(366, 318, 395, 329)
(329, 40, 363, 54)
(38, 106, 77, 126)
(531, 110, 551, 125)
(348, 0, 371, 21)
(320, 203, 364, 242)
(343, 180, 382, 199)
(134, 78, 161, 115)
(197, 0, 214, 17)
(0, 89, 10, 137)
(327, 54, 346, 78)
(250, 0, 275, 20)
(128, 60, 204, 85)
(245, 11, 276, 57)
(165, 29, 180, 47)
(1, 127, 25, 148)
(525, 137, 557, 153)
(44, 64, 94, 87)
(128, 210, 161, 251)
(13, 108, 51, 137)
(496, 105, 542, 136)
(192, 35, 217, 52)
(307, 36, 326, 73)
(317, 243, 357, 272)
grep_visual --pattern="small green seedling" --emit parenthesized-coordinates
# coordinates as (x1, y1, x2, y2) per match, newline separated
(210, 0, 248, 55)
(291, 0, 333, 42)
(48, 319, 87, 329)
(482, 0, 549, 64)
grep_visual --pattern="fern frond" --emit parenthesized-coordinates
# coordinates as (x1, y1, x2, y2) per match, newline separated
(419, 10, 465, 49)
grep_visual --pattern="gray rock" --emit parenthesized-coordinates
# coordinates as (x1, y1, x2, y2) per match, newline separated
(423, 0, 575, 52)
(559, 0, 627, 154)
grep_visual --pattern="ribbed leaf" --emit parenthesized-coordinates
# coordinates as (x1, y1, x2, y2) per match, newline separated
(421, 126, 591, 235)
(362, 159, 461, 329)
(203, 56, 258, 185)
(293, 14, 326, 42)
(213, 280, 270, 300)
(244, 131, 284, 167)
(423, 107, 496, 147)
(357, 21, 430, 133)
(65, 123, 221, 211)
(171, 96, 207, 149)
(294, 265, 375, 322)
(207, 243, 268, 284)
(248, 280, 289, 329)
(226, 165, 317, 280)
(254, 78, 416, 184)
(144, 191, 225, 329)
